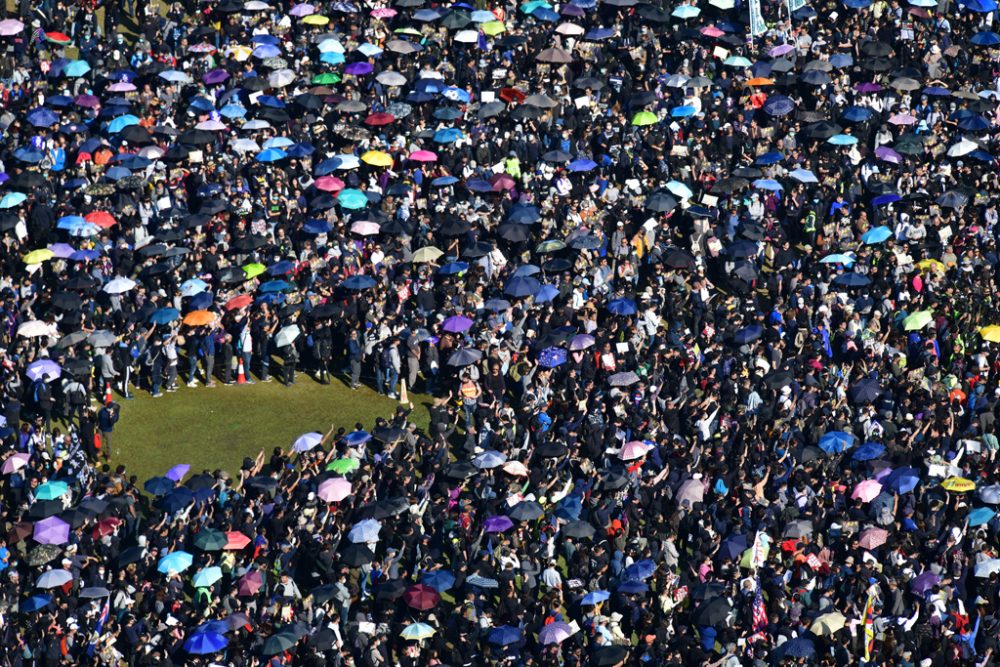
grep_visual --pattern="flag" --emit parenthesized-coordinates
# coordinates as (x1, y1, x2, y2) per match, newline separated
(747, 576, 768, 646)
(86, 597, 111, 657)
(862, 590, 876, 662)
(749, 0, 767, 37)
(787, 0, 807, 12)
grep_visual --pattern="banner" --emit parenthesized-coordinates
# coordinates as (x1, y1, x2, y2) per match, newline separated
(749, 0, 767, 37)
(787, 0, 807, 12)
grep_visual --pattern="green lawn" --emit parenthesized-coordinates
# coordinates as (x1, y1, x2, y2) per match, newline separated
(111, 373, 430, 483)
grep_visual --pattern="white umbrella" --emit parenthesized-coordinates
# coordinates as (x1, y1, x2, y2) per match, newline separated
(556, 22, 585, 35)
(36, 569, 74, 588)
(103, 277, 136, 294)
(947, 138, 979, 157)
(241, 120, 272, 131)
(317, 38, 345, 53)
(274, 324, 300, 348)
(230, 138, 261, 153)
(375, 71, 408, 86)
(454, 29, 479, 43)
(348, 519, 382, 543)
(268, 69, 296, 88)
(975, 558, 1000, 578)
(675, 479, 705, 505)
(293, 432, 323, 452)
(17, 320, 53, 338)
(244, 0, 272, 9)
(138, 146, 165, 159)
(980, 484, 1000, 504)
(196, 120, 228, 131)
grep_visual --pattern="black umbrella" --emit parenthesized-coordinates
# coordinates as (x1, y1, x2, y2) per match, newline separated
(261, 632, 298, 656)
(509, 500, 544, 521)
(848, 377, 881, 404)
(561, 520, 596, 539)
(692, 596, 732, 626)
(339, 543, 375, 567)
(592, 646, 629, 666)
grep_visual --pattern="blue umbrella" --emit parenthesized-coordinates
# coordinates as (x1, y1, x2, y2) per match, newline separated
(762, 95, 795, 116)
(158, 487, 195, 513)
(105, 166, 132, 181)
(567, 158, 597, 172)
(433, 127, 464, 143)
(181, 278, 209, 296)
(872, 193, 901, 207)
(303, 219, 331, 234)
(819, 431, 856, 454)
(617, 580, 649, 594)
(752, 178, 783, 191)
(488, 625, 523, 646)
(959, 115, 991, 131)
(432, 175, 459, 186)
(22, 594, 52, 612)
(437, 262, 469, 275)
(421, 570, 456, 592)
(718, 534, 748, 560)
(256, 148, 287, 163)
(337, 189, 369, 209)
(853, 441, 886, 461)
(962, 0, 998, 12)
(64, 60, 91, 77)
(843, 0, 872, 7)
(969, 507, 996, 527)
(267, 260, 295, 276)
(972, 30, 1000, 45)
(790, 168, 818, 183)
(581, 590, 610, 606)
(157, 550, 194, 574)
(755, 151, 784, 165)
(0, 192, 27, 208)
(107, 114, 140, 134)
(534, 284, 560, 303)
(70, 249, 100, 261)
(841, 106, 874, 122)
(832, 272, 871, 288)
(781, 637, 815, 658)
(504, 276, 542, 297)
(884, 467, 921, 494)
(466, 178, 494, 192)
(828, 134, 858, 145)
(184, 632, 229, 655)
(511, 264, 541, 277)
(606, 298, 637, 315)
(820, 253, 855, 265)
(343, 430, 372, 446)
(342, 275, 376, 290)
(144, 476, 176, 496)
(508, 206, 541, 223)
(830, 53, 853, 67)
(188, 293, 214, 310)
(538, 347, 567, 368)
(733, 324, 763, 345)
(862, 226, 892, 244)
(622, 559, 656, 580)
(14, 147, 44, 163)
(27, 108, 59, 127)
(670, 105, 696, 117)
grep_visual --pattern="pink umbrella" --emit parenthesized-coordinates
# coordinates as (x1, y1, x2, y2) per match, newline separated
(317, 478, 352, 502)
(237, 570, 263, 595)
(108, 82, 137, 92)
(769, 44, 795, 56)
(851, 479, 883, 503)
(224, 531, 252, 550)
(858, 527, 888, 549)
(409, 150, 438, 162)
(502, 461, 529, 476)
(315, 176, 345, 192)
(676, 479, 706, 505)
(0, 19, 24, 36)
(2, 452, 29, 474)
(888, 113, 917, 125)
(619, 441, 650, 461)
(350, 221, 380, 236)
(491, 173, 516, 191)
(700, 25, 724, 37)
(371, 7, 397, 17)
(34, 516, 70, 545)
(289, 3, 315, 15)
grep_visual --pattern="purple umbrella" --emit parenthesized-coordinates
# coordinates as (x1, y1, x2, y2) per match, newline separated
(855, 82, 882, 94)
(344, 62, 373, 76)
(538, 621, 574, 645)
(47, 243, 75, 259)
(166, 464, 191, 482)
(910, 571, 940, 595)
(874, 146, 902, 164)
(441, 315, 473, 333)
(484, 515, 514, 533)
(289, 2, 315, 15)
(74, 94, 100, 108)
(26, 359, 61, 382)
(34, 516, 70, 545)
(202, 69, 230, 85)
(569, 334, 595, 351)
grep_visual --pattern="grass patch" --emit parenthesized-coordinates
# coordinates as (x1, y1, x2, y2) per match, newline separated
(111, 374, 429, 483)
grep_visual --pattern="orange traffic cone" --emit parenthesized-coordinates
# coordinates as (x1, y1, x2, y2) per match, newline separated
(104, 381, 113, 405)
(237, 358, 247, 384)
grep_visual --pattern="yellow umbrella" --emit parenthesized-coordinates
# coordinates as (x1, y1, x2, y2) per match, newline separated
(229, 45, 253, 62)
(916, 258, 946, 273)
(902, 310, 934, 331)
(394, 27, 422, 36)
(243, 263, 266, 279)
(810, 612, 846, 636)
(302, 14, 330, 25)
(361, 150, 393, 167)
(980, 325, 1000, 343)
(481, 20, 506, 35)
(941, 476, 976, 493)
(411, 246, 444, 263)
(23, 249, 55, 265)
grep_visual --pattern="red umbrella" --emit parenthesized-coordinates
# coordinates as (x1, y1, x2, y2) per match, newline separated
(85, 211, 117, 228)
(225, 294, 253, 311)
(92, 517, 121, 539)
(45, 31, 71, 44)
(224, 531, 252, 550)
(499, 87, 526, 104)
(363, 112, 395, 126)
(403, 584, 440, 610)
(8, 521, 32, 543)
(238, 570, 263, 596)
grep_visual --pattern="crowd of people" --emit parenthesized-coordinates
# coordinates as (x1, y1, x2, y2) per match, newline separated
(1, 0, 1000, 663)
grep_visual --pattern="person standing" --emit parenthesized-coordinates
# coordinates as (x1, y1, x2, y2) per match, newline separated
(97, 401, 119, 461)
(347, 329, 363, 390)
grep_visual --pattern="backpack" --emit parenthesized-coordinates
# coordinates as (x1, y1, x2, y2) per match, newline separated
(379, 345, 393, 368)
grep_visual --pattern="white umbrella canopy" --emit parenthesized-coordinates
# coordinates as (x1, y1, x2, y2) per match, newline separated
(274, 324, 300, 348)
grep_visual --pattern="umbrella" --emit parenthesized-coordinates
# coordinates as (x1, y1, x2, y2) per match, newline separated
(33, 516, 70, 545)
(36, 569, 73, 588)
(158, 550, 194, 574)
(403, 584, 440, 610)
(859, 527, 889, 549)
(538, 621, 573, 645)
(903, 310, 934, 331)
(848, 378, 881, 404)
(185, 632, 229, 654)
(400, 622, 435, 640)
(811, 612, 847, 636)
(193, 566, 223, 588)
(911, 571, 940, 593)
(942, 477, 976, 492)
(348, 519, 382, 543)
(421, 570, 456, 592)
(488, 625, 522, 646)
(317, 477, 352, 502)
(852, 480, 883, 503)
(692, 596, 731, 625)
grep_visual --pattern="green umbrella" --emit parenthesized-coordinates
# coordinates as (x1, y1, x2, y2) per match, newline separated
(631, 111, 658, 126)
(194, 529, 228, 551)
(326, 458, 360, 474)
(312, 73, 341, 85)
(903, 310, 934, 331)
(243, 263, 266, 279)
(27, 544, 62, 567)
(35, 481, 69, 501)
